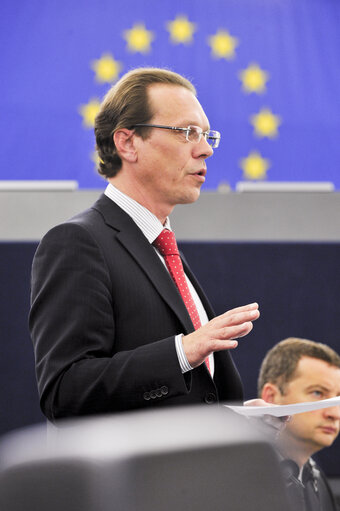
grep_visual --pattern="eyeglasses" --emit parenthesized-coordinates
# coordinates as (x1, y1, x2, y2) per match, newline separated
(132, 124, 221, 149)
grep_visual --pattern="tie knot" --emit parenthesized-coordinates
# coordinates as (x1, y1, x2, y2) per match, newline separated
(153, 229, 179, 256)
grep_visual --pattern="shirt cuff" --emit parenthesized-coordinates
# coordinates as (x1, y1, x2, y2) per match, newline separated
(175, 334, 193, 373)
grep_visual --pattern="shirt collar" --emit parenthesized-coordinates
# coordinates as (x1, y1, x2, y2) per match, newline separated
(104, 183, 171, 243)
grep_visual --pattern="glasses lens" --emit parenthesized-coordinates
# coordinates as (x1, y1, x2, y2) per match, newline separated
(186, 126, 221, 148)
(186, 126, 202, 143)
(206, 130, 221, 148)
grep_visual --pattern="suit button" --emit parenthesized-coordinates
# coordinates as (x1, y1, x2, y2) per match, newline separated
(204, 393, 217, 404)
(156, 389, 162, 397)
(143, 392, 151, 400)
(160, 386, 168, 396)
(150, 390, 157, 399)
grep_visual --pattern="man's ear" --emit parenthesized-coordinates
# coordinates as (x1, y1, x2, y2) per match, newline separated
(113, 129, 137, 163)
(261, 383, 282, 404)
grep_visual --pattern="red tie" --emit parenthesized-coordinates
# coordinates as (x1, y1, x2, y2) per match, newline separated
(153, 229, 210, 372)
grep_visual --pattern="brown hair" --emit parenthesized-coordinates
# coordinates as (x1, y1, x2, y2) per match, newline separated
(94, 67, 196, 179)
(257, 337, 340, 396)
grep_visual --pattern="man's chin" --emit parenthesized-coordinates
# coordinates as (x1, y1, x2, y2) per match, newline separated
(314, 433, 338, 449)
(178, 188, 202, 205)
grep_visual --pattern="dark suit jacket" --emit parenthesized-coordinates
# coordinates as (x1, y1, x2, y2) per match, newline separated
(280, 458, 337, 511)
(29, 194, 243, 421)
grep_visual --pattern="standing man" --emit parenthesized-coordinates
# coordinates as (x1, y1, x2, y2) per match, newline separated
(30, 68, 260, 422)
(258, 337, 340, 511)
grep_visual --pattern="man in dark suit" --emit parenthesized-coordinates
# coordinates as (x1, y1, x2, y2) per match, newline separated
(30, 67, 260, 422)
(258, 338, 340, 511)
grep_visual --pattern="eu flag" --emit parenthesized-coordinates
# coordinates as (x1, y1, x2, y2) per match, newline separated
(1, 0, 340, 189)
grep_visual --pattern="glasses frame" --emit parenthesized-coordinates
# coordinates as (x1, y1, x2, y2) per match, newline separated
(132, 124, 221, 148)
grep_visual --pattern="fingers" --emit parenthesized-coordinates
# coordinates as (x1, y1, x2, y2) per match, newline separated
(243, 400, 291, 434)
(223, 303, 259, 323)
(209, 303, 260, 342)
(208, 326, 251, 353)
(211, 321, 253, 346)
(223, 302, 259, 317)
(243, 398, 266, 407)
(211, 305, 260, 333)
(182, 302, 260, 367)
(262, 414, 287, 433)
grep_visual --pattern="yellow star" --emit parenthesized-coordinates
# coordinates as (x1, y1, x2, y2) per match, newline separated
(123, 23, 154, 53)
(79, 98, 101, 128)
(166, 15, 196, 44)
(239, 63, 269, 94)
(208, 29, 239, 60)
(250, 108, 281, 138)
(91, 53, 122, 83)
(239, 151, 270, 180)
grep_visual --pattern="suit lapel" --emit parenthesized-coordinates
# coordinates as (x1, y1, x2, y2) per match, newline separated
(92, 194, 195, 333)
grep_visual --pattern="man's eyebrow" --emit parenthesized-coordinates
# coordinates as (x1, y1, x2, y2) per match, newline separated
(305, 384, 332, 392)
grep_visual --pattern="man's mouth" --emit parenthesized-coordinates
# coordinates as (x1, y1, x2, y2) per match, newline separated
(192, 168, 206, 177)
(319, 425, 338, 435)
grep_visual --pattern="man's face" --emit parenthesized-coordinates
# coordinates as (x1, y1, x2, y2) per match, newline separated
(276, 357, 340, 455)
(132, 84, 214, 218)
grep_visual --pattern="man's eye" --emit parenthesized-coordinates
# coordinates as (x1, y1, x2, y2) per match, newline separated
(311, 390, 323, 398)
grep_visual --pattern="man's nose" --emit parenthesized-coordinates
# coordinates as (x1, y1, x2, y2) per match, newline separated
(324, 405, 340, 420)
(194, 137, 214, 159)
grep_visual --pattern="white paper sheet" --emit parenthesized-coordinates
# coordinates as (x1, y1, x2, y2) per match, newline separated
(225, 396, 340, 417)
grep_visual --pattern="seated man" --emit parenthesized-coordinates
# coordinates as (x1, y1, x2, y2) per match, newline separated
(258, 337, 340, 511)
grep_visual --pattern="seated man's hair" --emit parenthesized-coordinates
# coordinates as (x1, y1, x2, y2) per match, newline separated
(257, 337, 340, 397)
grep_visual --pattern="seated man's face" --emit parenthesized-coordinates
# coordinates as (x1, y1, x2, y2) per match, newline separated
(277, 356, 340, 454)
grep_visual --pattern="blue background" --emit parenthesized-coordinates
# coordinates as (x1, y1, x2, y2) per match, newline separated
(2, 0, 340, 189)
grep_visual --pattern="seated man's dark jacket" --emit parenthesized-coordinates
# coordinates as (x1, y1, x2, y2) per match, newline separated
(280, 458, 337, 511)
(29, 194, 243, 421)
